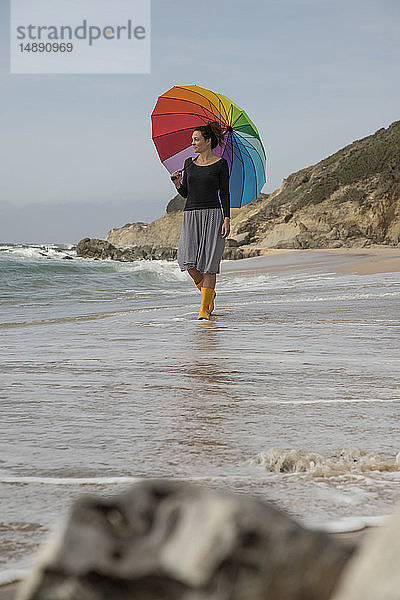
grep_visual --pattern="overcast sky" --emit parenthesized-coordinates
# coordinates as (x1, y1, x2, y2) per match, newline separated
(0, 0, 399, 244)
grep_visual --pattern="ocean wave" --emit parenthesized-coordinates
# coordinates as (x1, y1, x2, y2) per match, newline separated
(1, 245, 188, 284)
(253, 448, 400, 475)
(110, 259, 188, 282)
(0, 244, 76, 261)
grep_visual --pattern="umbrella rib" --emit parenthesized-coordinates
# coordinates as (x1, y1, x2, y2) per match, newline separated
(236, 134, 259, 198)
(229, 133, 246, 207)
(215, 93, 231, 125)
(153, 90, 256, 141)
(231, 131, 264, 205)
(235, 129, 265, 158)
(152, 121, 240, 152)
(181, 85, 227, 121)
(153, 96, 223, 123)
(231, 109, 263, 145)
(199, 96, 227, 126)
(173, 86, 229, 125)
(152, 126, 203, 143)
(152, 109, 227, 137)
(231, 108, 247, 130)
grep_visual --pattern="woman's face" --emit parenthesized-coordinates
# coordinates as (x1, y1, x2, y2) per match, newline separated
(192, 130, 210, 153)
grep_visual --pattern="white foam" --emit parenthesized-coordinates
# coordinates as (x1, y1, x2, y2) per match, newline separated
(1, 244, 75, 261)
(217, 266, 400, 300)
(253, 448, 400, 475)
(308, 515, 389, 533)
(111, 259, 188, 281)
(232, 291, 400, 304)
(220, 271, 338, 290)
(0, 569, 27, 585)
(0, 474, 284, 486)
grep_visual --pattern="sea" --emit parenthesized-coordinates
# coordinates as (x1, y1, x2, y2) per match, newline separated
(1, 242, 399, 584)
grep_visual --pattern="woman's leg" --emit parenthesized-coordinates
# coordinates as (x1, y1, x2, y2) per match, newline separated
(203, 272, 216, 290)
(188, 267, 204, 286)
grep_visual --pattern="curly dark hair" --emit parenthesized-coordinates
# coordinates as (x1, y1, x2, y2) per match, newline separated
(194, 121, 225, 149)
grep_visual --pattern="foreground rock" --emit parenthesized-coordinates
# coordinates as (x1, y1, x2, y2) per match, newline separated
(76, 237, 261, 262)
(331, 506, 400, 600)
(17, 480, 353, 600)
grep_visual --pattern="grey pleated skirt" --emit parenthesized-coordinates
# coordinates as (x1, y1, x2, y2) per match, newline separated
(177, 208, 225, 274)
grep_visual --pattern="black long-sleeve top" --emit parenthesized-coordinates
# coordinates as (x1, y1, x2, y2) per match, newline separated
(177, 157, 230, 219)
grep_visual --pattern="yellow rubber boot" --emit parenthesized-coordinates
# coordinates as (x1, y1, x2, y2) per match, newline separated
(195, 279, 215, 313)
(197, 287, 215, 320)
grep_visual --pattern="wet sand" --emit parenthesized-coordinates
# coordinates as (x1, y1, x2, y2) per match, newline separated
(0, 585, 17, 600)
(223, 245, 400, 276)
(332, 248, 400, 275)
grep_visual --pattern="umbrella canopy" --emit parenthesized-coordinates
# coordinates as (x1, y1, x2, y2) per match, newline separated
(151, 84, 267, 208)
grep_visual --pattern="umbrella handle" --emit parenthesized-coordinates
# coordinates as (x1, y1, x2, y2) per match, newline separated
(170, 156, 198, 180)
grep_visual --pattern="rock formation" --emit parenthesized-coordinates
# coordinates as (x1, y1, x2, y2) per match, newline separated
(106, 212, 184, 249)
(230, 121, 400, 249)
(17, 480, 353, 600)
(166, 194, 186, 214)
(76, 237, 261, 262)
(106, 121, 400, 251)
(76, 237, 178, 262)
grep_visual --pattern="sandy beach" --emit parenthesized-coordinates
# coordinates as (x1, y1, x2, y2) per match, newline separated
(225, 246, 400, 277)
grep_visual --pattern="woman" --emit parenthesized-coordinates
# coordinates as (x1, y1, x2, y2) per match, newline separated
(171, 121, 230, 320)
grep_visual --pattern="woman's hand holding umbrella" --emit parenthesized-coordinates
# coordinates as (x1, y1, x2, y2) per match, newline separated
(171, 170, 182, 189)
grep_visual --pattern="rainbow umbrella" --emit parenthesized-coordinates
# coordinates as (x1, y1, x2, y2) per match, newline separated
(151, 84, 267, 208)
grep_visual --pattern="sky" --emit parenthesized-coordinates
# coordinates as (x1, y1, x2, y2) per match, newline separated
(0, 0, 399, 243)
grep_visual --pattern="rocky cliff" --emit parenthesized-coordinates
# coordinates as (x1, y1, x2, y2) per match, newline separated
(106, 212, 184, 248)
(106, 121, 400, 250)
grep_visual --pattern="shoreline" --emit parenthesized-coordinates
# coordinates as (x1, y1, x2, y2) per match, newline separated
(222, 246, 400, 277)
(3, 241, 400, 277)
